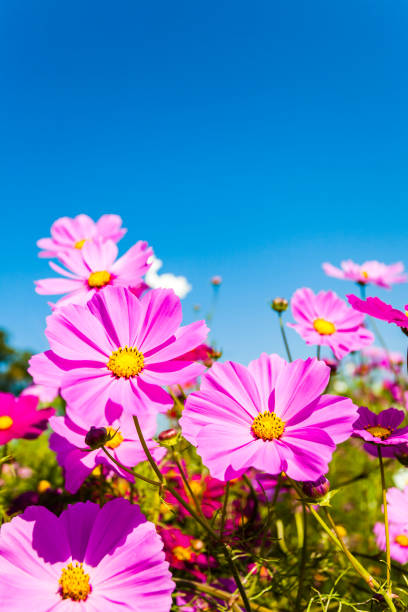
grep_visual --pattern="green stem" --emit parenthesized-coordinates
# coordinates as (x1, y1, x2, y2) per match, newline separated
(172, 452, 204, 517)
(316, 345, 321, 360)
(174, 578, 275, 612)
(133, 415, 164, 482)
(295, 503, 308, 611)
(220, 481, 230, 535)
(101, 447, 161, 487)
(278, 312, 292, 362)
(378, 446, 392, 594)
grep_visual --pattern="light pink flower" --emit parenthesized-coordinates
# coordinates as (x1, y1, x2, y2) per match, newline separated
(37, 214, 127, 258)
(323, 260, 407, 288)
(180, 354, 358, 482)
(21, 383, 58, 403)
(288, 288, 374, 359)
(29, 287, 209, 421)
(374, 522, 408, 564)
(35, 238, 152, 308)
(0, 393, 55, 445)
(384, 486, 408, 526)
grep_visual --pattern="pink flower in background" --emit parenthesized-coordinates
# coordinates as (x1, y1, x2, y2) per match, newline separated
(21, 383, 59, 403)
(35, 238, 152, 308)
(384, 486, 408, 526)
(37, 213, 127, 258)
(322, 260, 407, 288)
(288, 288, 374, 359)
(0, 499, 174, 610)
(347, 295, 408, 329)
(180, 354, 358, 482)
(49, 404, 165, 493)
(361, 346, 403, 371)
(159, 527, 213, 581)
(164, 469, 225, 518)
(374, 522, 408, 564)
(0, 393, 55, 445)
(352, 407, 408, 450)
(29, 287, 209, 421)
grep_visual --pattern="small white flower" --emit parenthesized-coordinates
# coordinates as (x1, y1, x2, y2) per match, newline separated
(145, 256, 192, 299)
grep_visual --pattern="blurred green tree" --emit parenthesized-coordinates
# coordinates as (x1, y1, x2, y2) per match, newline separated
(0, 329, 31, 394)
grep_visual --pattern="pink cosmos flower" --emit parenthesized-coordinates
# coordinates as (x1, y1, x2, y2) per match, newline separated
(21, 383, 59, 403)
(0, 499, 174, 610)
(352, 407, 408, 452)
(164, 469, 225, 518)
(159, 527, 213, 582)
(37, 213, 127, 258)
(347, 295, 408, 329)
(288, 288, 374, 359)
(179, 354, 358, 482)
(49, 403, 165, 493)
(0, 393, 55, 445)
(361, 346, 403, 371)
(374, 522, 408, 564)
(35, 238, 152, 308)
(322, 260, 407, 288)
(29, 287, 209, 421)
(384, 486, 408, 526)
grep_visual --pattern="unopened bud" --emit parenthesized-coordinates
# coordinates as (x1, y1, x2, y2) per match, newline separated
(271, 297, 288, 313)
(211, 276, 222, 286)
(85, 426, 108, 449)
(396, 446, 408, 467)
(191, 538, 204, 552)
(158, 428, 180, 447)
(302, 476, 330, 499)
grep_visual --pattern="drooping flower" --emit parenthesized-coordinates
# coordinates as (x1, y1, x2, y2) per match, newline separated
(35, 238, 152, 308)
(0, 393, 55, 445)
(347, 295, 408, 329)
(145, 256, 191, 298)
(29, 287, 208, 421)
(49, 402, 165, 493)
(322, 260, 407, 288)
(288, 288, 374, 359)
(37, 214, 127, 258)
(0, 499, 174, 610)
(180, 354, 359, 482)
(352, 407, 408, 453)
(374, 521, 408, 564)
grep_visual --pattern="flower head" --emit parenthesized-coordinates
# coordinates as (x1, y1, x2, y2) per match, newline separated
(35, 239, 152, 308)
(29, 287, 208, 421)
(374, 522, 408, 564)
(347, 295, 408, 329)
(0, 393, 55, 445)
(288, 288, 374, 359)
(0, 499, 174, 610)
(37, 214, 127, 258)
(323, 260, 407, 288)
(180, 354, 358, 482)
(49, 404, 165, 493)
(352, 407, 408, 449)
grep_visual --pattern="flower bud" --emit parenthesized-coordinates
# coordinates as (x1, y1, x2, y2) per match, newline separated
(158, 428, 180, 447)
(271, 297, 289, 313)
(301, 475, 330, 499)
(396, 446, 408, 467)
(85, 426, 108, 449)
(211, 276, 222, 286)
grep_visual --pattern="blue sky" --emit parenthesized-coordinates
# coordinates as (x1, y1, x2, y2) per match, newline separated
(1, 1, 407, 364)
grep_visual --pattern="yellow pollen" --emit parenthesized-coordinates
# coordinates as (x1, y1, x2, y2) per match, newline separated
(313, 318, 336, 335)
(0, 416, 13, 430)
(74, 239, 87, 249)
(395, 534, 408, 548)
(252, 411, 285, 441)
(361, 270, 369, 279)
(365, 425, 392, 440)
(173, 546, 193, 561)
(59, 562, 91, 601)
(105, 426, 124, 449)
(88, 270, 111, 288)
(107, 346, 145, 378)
(190, 481, 203, 498)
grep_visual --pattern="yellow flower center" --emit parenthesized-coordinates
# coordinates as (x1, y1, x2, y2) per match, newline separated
(365, 425, 392, 440)
(190, 481, 203, 498)
(74, 239, 87, 249)
(173, 546, 193, 561)
(107, 346, 145, 378)
(59, 562, 91, 601)
(395, 534, 408, 548)
(361, 270, 369, 279)
(88, 270, 111, 288)
(252, 411, 285, 441)
(313, 318, 336, 335)
(105, 426, 124, 449)
(0, 416, 13, 430)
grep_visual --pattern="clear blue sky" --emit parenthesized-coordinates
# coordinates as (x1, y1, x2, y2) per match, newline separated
(1, 1, 408, 364)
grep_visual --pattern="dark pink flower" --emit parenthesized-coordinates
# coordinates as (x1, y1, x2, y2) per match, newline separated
(347, 295, 408, 329)
(0, 393, 55, 445)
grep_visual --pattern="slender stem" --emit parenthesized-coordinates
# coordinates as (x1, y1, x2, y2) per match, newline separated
(378, 446, 392, 594)
(174, 578, 275, 612)
(101, 447, 161, 487)
(316, 345, 321, 360)
(220, 481, 230, 535)
(168, 386, 185, 413)
(278, 312, 292, 361)
(172, 452, 204, 517)
(222, 544, 252, 612)
(133, 415, 163, 482)
(295, 503, 308, 611)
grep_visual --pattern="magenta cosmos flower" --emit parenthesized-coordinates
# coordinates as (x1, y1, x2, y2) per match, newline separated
(37, 213, 127, 258)
(347, 295, 408, 330)
(288, 288, 374, 359)
(35, 238, 152, 308)
(374, 522, 408, 564)
(0, 393, 54, 445)
(29, 287, 208, 420)
(0, 498, 174, 610)
(323, 260, 407, 288)
(49, 403, 165, 493)
(180, 354, 358, 482)
(352, 407, 408, 453)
